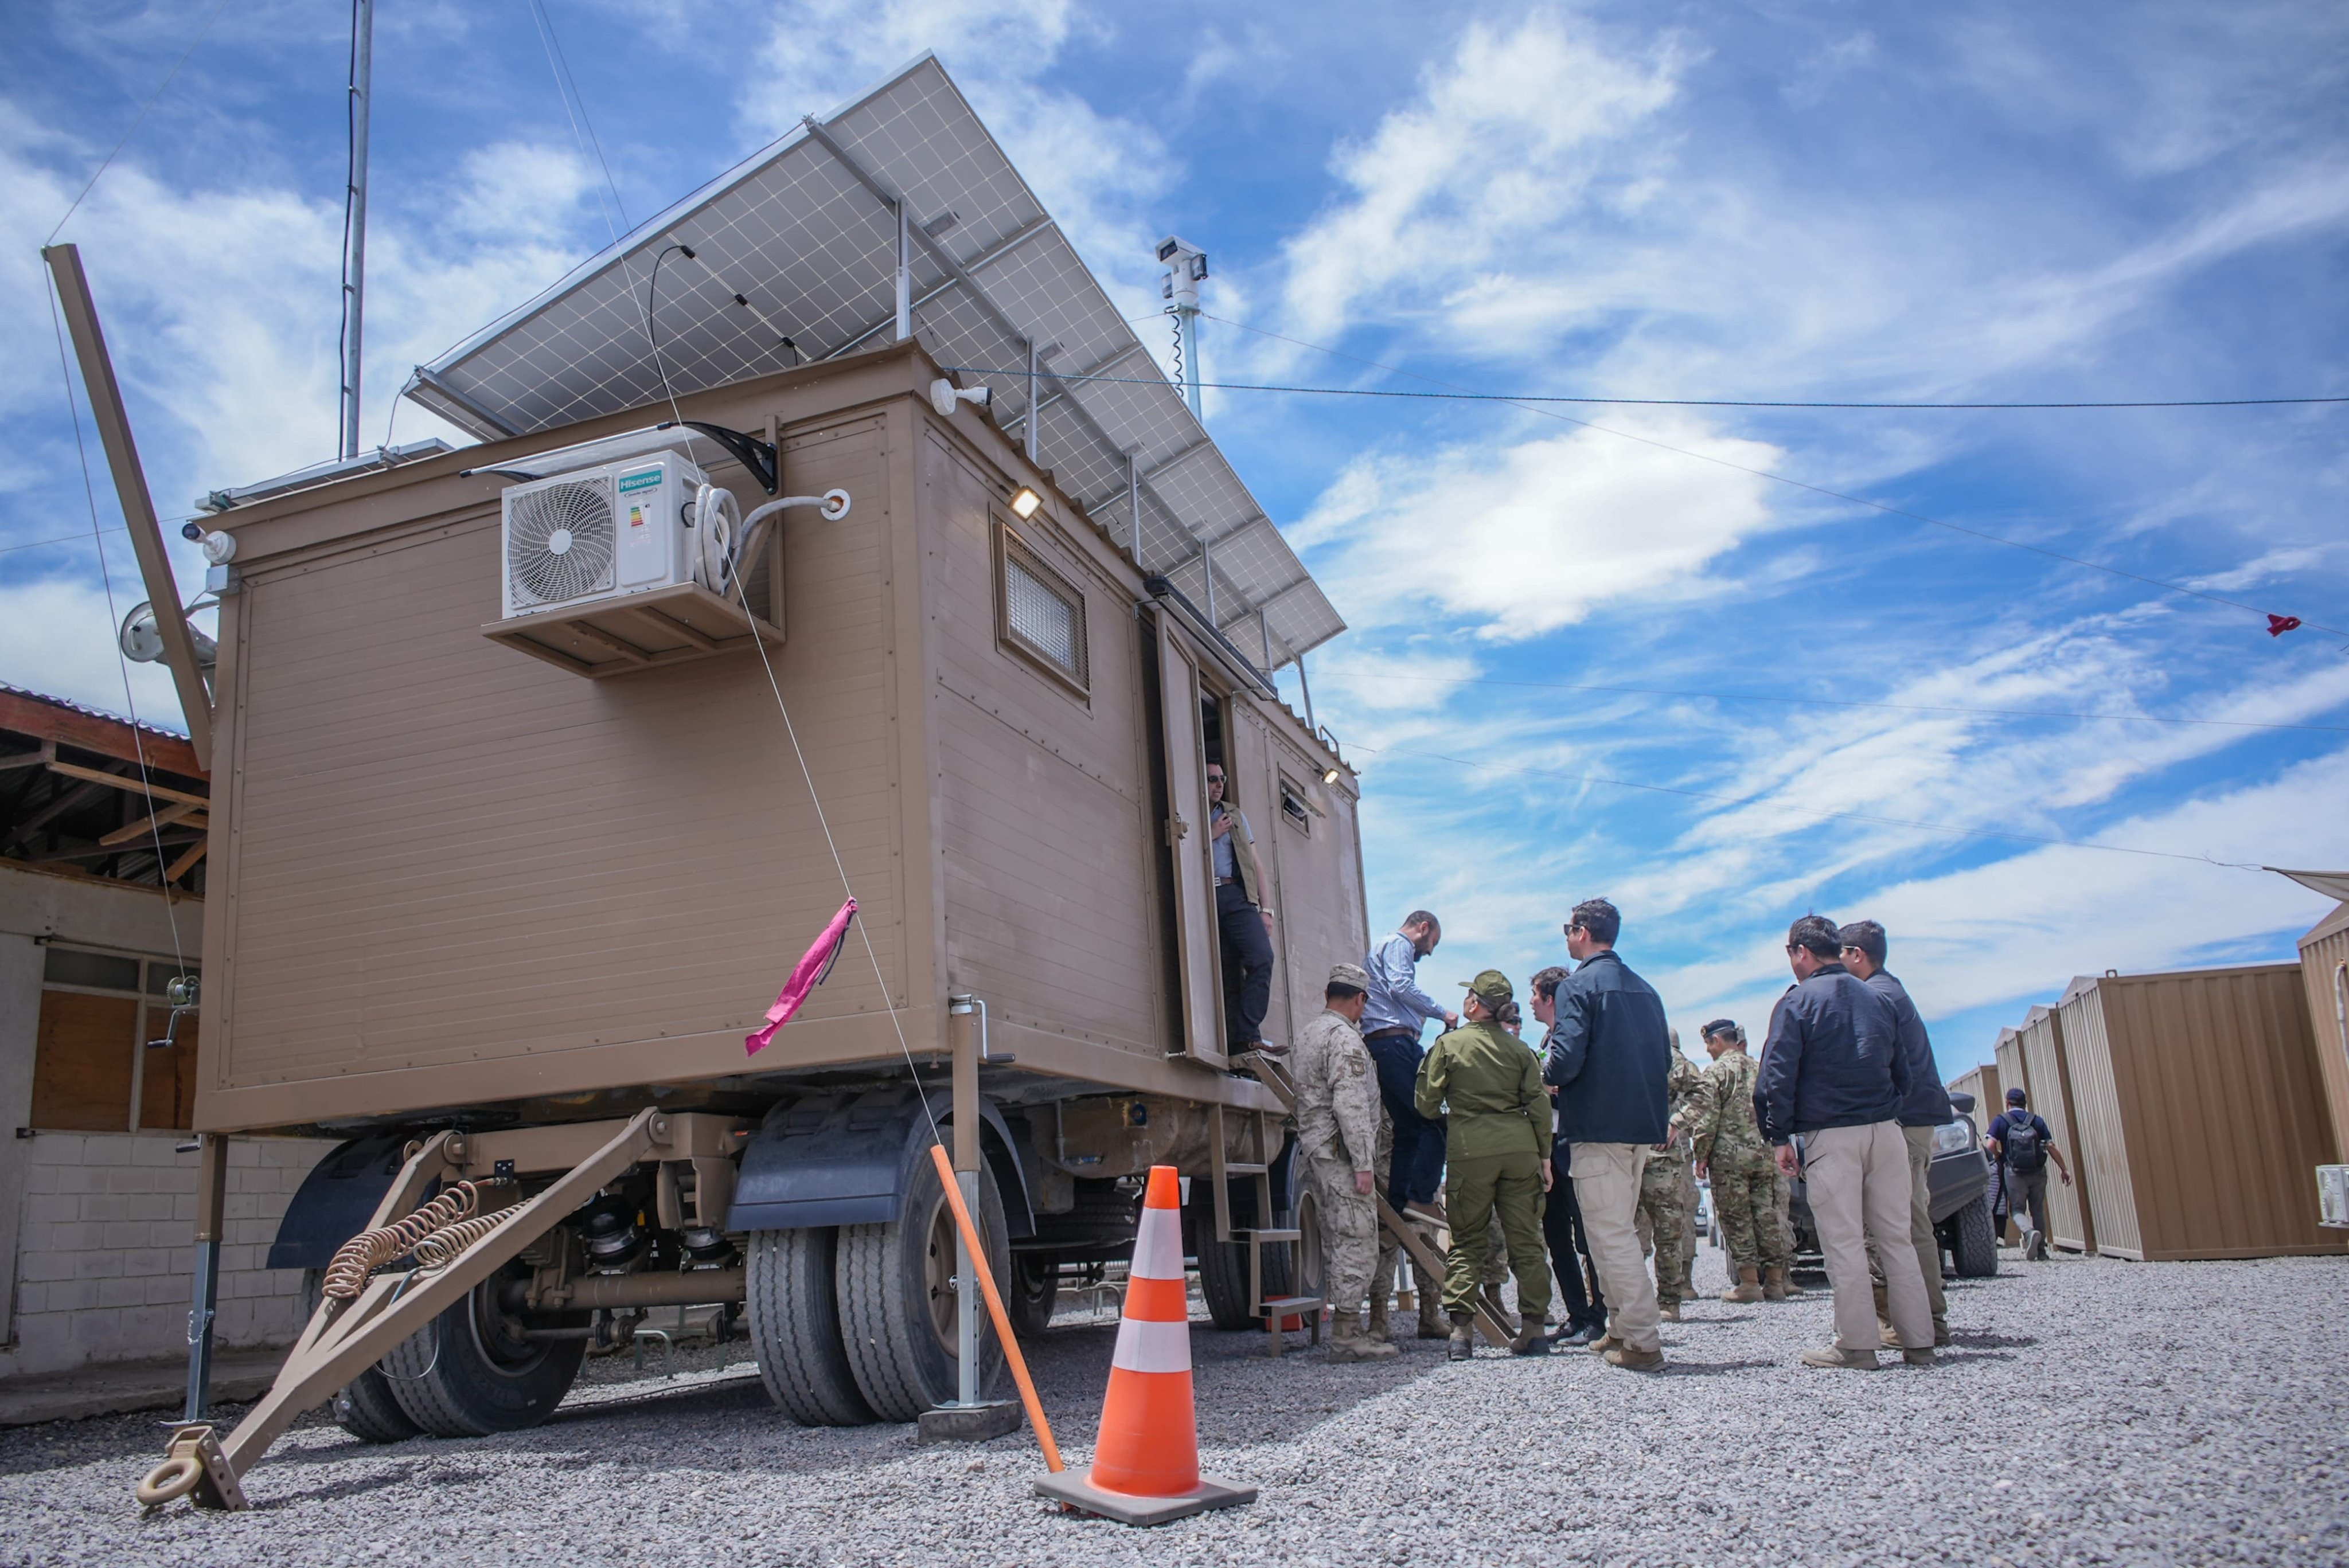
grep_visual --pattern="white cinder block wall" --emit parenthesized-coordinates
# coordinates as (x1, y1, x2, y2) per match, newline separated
(5, 1131, 336, 1379)
(2, 861, 340, 1381)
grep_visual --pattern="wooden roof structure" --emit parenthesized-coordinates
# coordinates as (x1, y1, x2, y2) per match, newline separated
(0, 686, 209, 891)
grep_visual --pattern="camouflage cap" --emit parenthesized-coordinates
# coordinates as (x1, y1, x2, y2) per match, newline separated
(1457, 969, 1513, 1006)
(1326, 962, 1370, 991)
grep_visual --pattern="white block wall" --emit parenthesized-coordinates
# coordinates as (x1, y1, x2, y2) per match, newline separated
(2, 1131, 337, 1380)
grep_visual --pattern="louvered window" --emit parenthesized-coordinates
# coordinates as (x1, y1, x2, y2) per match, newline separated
(1000, 526, 1088, 692)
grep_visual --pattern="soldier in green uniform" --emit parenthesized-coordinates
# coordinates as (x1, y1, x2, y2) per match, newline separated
(1414, 970, 1552, 1359)
(1688, 1018, 1794, 1301)
(1636, 1039, 1707, 1320)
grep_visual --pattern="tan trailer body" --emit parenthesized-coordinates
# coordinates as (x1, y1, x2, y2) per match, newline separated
(191, 341, 1361, 1134)
(2053, 964, 2343, 1262)
(1948, 1062, 1999, 1141)
(2296, 902, 2349, 1160)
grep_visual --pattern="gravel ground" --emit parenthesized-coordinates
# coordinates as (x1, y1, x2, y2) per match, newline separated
(6, 1244, 2346, 1567)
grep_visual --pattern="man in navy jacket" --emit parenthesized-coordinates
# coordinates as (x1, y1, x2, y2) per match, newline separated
(1543, 898, 1671, 1371)
(1758, 915, 1934, 1370)
(1840, 920, 1954, 1346)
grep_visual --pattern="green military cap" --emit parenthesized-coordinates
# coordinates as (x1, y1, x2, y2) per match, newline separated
(1327, 962, 1370, 991)
(1458, 969, 1513, 1006)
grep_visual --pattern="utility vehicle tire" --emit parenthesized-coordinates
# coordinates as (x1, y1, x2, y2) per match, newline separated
(1007, 1252, 1059, 1339)
(1193, 1182, 1293, 1331)
(835, 1155, 1009, 1421)
(380, 1269, 586, 1437)
(747, 1227, 874, 1425)
(302, 1269, 420, 1445)
(1951, 1194, 1999, 1278)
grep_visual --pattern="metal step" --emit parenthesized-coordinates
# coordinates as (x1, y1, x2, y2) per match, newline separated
(1239, 1227, 1300, 1242)
(1259, 1295, 1320, 1315)
(1223, 1162, 1269, 1176)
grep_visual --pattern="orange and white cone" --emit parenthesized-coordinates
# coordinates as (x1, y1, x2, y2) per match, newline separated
(1033, 1165, 1257, 1526)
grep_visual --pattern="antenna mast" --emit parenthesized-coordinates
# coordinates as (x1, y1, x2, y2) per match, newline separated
(338, 0, 374, 459)
(1156, 236, 1207, 421)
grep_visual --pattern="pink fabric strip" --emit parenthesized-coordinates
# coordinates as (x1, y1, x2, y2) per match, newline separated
(745, 898, 857, 1057)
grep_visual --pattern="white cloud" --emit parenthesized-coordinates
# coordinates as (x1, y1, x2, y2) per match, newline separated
(1277, 14, 1687, 346)
(0, 575, 189, 734)
(1292, 415, 1781, 640)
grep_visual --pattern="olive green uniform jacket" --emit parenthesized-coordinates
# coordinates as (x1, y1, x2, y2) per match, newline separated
(1413, 1019, 1551, 1158)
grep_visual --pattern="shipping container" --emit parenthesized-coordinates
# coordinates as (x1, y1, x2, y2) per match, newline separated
(2015, 1003, 2098, 1253)
(1948, 1061, 2000, 1140)
(1992, 1027, 2028, 1242)
(2053, 964, 2343, 1262)
(2297, 901, 2349, 1162)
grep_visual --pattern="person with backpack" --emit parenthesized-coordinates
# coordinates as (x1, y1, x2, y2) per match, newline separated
(1986, 1087, 2073, 1259)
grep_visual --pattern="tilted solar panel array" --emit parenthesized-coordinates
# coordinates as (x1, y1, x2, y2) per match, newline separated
(404, 54, 1343, 665)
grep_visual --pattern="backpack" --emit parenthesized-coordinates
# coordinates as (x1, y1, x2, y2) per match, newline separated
(2002, 1113, 2047, 1174)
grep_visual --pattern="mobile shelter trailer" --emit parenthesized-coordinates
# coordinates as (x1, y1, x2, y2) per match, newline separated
(2014, 1002, 2098, 1254)
(138, 56, 1364, 1501)
(2296, 901, 2349, 1165)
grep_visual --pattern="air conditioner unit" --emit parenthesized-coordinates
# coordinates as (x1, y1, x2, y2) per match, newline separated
(500, 450, 731, 618)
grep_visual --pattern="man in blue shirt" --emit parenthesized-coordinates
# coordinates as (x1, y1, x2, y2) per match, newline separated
(1361, 911, 1456, 1222)
(1987, 1087, 2073, 1259)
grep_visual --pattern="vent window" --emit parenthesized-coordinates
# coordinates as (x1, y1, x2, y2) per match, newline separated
(1000, 526, 1088, 691)
(1279, 775, 1312, 834)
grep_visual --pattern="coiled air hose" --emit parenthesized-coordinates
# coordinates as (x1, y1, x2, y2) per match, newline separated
(320, 1179, 513, 1299)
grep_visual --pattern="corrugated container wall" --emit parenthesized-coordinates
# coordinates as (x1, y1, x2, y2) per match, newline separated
(1992, 1028, 2027, 1243)
(1949, 1062, 2000, 1141)
(2055, 964, 2343, 1262)
(2297, 903, 2349, 1162)
(2016, 1003, 2098, 1253)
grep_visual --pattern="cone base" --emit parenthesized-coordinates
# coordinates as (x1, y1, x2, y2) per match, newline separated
(1033, 1471, 1258, 1527)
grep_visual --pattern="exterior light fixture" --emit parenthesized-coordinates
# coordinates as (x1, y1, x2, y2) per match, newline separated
(929, 377, 992, 418)
(1321, 767, 1341, 785)
(1009, 487, 1042, 519)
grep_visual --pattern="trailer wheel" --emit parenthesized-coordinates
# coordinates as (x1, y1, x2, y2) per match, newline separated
(834, 1155, 1009, 1421)
(302, 1269, 420, 1445)
(380, 1268, 586, 1437)
(1007, 1253, 1059, 1339)
(1950, 1194, 2000, 1278)
(747, 1227, 874, 1425)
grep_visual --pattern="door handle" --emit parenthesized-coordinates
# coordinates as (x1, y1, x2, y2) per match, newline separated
(1166, 815, 1189, 847)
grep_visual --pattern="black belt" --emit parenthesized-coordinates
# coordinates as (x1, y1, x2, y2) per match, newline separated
(1363, 1027, 1418, 1043)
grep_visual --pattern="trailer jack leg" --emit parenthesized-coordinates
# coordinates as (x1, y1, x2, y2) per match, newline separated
(136, 1109, 674, 1512)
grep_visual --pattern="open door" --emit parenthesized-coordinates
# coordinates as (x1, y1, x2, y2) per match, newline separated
(1149, 608, 1227, 1066)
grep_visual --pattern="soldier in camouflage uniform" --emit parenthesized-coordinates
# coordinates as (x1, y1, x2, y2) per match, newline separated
(1635, 1038, 1707, 1320)
(1288, 963, 1398, 1360)
(1688, 1018, 1795, 1301)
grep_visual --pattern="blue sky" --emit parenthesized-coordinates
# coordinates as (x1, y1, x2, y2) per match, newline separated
(7, 1, 2347, 1076)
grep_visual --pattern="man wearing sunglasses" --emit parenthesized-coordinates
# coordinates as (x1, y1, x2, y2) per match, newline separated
(1205, 762, 1276, 1051)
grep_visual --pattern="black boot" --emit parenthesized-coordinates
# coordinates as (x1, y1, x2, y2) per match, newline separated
(1447, 1311, 1474, 1362)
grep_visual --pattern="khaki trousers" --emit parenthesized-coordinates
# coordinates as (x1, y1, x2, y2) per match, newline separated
(1570, 1141, 1659, 1354)
(1869, 1125, 1949, 1331)
(1803, 1121, 1932, 1352)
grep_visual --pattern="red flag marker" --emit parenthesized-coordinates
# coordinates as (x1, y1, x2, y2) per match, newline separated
(2267, 615, 2302, 637)
(746, 898, 856, 1055)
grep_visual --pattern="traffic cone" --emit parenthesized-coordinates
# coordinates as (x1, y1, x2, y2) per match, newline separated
(1032, 1166, 1257, 1526)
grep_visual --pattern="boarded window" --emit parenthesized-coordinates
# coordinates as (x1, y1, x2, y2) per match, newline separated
(139, 1013, 198, 1131)
(32, 991, 138, 1131)
(1000, 526, 1088, 691)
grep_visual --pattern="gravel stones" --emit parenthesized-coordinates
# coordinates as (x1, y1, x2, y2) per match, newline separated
(5, 1247, 2346, 1566)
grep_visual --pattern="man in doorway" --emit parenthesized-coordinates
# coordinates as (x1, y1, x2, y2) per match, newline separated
(1531, 965, 1606, 1344)
(1987, 1087, 2073, 1259)
(1759, 916, 1933, 1370)
(1415, 970, 1551, 1360)
(1205, 762, 1276, 1051)
(1287, 963, 1398, 1362)
(1838, 920, 1954, 1346)
(1543, 898, 1672, 1373)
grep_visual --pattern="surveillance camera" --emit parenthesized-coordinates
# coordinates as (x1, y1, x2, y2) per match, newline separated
(1156, 234, 1207, 282)
(930, 378, 993, 419)
(198, 530, 237, 565)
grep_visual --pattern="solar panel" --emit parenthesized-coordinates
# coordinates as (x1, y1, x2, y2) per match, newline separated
(403, 53, 1343, 665)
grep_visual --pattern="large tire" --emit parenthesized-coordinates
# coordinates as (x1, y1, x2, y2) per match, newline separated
(835, 1156, 1010, 1421)
(1007, 1253, 1059, 1340)
(747, 1228, 874, 1425)
(380, 1269, 586, 1437)
(302, 1270, 420, 1445)
(1951, 1194, 2000, 1278)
